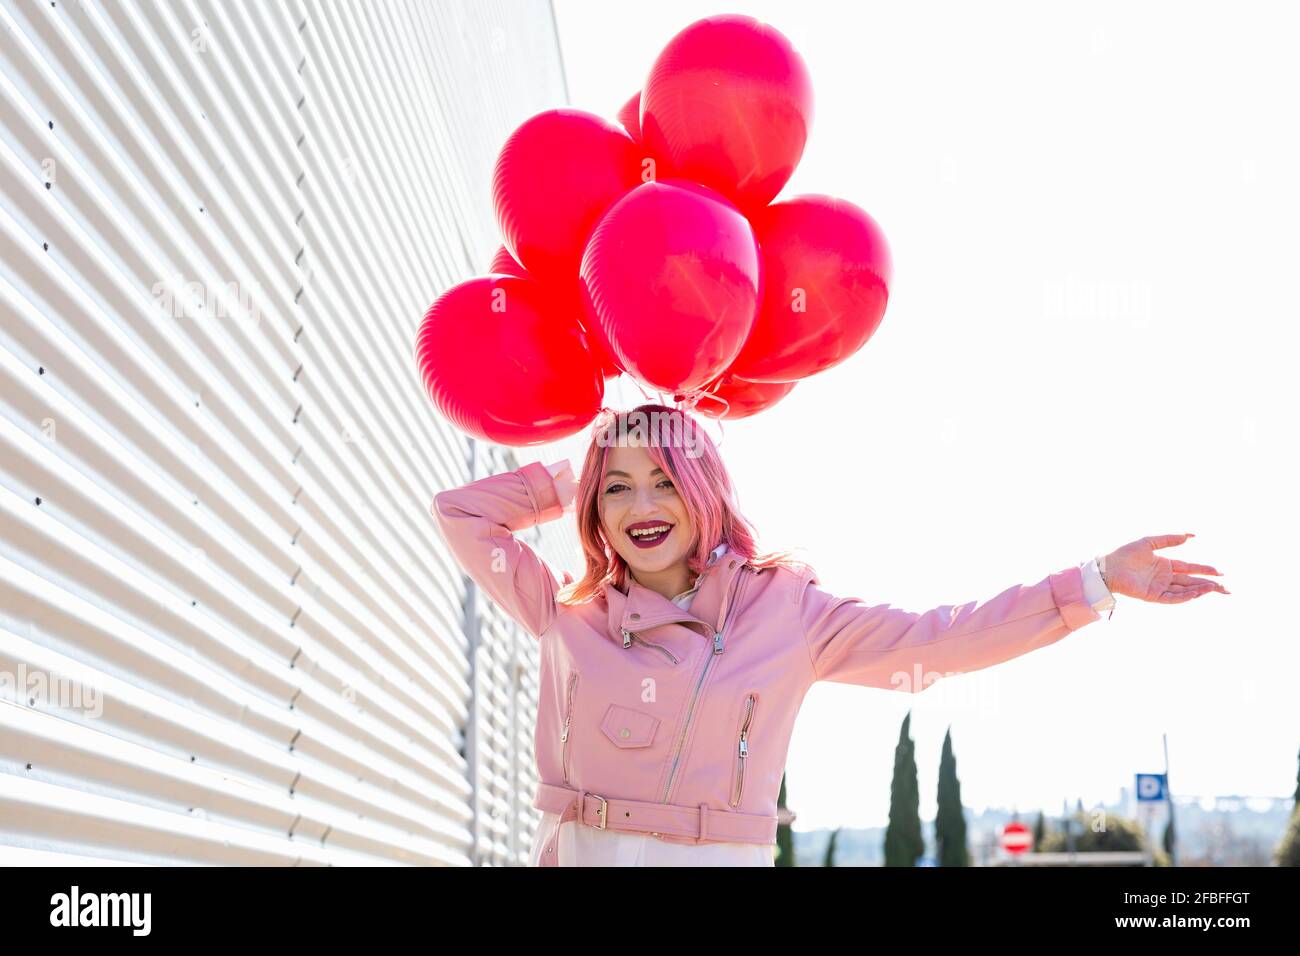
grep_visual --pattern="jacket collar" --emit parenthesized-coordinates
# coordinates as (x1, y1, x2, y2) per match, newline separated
(605, 543, 745, 641)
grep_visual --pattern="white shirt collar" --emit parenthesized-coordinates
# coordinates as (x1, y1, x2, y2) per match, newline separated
(670, 543, 729, 606)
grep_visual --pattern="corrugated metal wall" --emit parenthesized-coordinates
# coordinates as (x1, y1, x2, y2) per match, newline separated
(0, 0, 604, 866)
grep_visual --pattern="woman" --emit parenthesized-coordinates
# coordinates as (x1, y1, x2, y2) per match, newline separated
(431, 404, 1226, 866)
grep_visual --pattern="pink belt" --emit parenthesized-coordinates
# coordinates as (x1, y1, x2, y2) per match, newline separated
(532, 782, 778, 866)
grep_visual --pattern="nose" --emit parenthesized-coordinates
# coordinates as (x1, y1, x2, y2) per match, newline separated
(631, 483, 660, 516)
(632, 489, 655, 513)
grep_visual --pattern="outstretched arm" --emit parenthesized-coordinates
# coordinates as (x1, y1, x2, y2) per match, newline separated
(431, 459, 576, 639)
(797, 533, 1226, 693)
(798, 563, 1103, 693)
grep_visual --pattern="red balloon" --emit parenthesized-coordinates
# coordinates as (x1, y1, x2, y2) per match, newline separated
(556, 278, 622, 380)
(728, 195, 892, 383)
(579, 179, 762, 394)
(486, 244, 621, 379)
(492, 109, 643, 283)
(641, 14, 813, 213)
(616, 92, 641, 142)
(415, 276, 605, 446)
(676, 374, 796, 420)
(486, 244, 527, 278)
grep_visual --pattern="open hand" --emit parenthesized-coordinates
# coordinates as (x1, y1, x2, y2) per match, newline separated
(545, 460, 579, 514)
(1101, 533, 1228, 604)
(554, 466, 578, 514)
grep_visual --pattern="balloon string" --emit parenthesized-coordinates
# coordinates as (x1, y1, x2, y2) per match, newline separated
(672, 386, 730, 449)
(628, 376, 658, 406)
(697, 390, 730, 449)
(625, 379, 733, 448)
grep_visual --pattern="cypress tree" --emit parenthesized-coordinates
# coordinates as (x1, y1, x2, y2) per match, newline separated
(884, 710, 924, 866)
(775, 771, 796, 867)
(1031, 810, 1045, 853)
(935, 726, 970, 866)
(1275, 804, 1300, 866)
(1274, 746, 1300, 866)
(823, 826, 840, 867)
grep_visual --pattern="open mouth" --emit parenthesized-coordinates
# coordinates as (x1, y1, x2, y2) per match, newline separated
(626, 523, 674, 549)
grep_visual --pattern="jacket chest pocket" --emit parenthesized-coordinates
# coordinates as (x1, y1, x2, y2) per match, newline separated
(729, 690, 760, 808)
(600, 703, 660, 749)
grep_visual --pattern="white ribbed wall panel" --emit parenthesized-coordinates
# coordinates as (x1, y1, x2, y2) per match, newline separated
(0, 0, 576, 866)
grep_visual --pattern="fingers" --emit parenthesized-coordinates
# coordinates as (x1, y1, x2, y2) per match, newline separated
(1159, 582, 1226, 602)
(1166, 582, 1211, 593)
(1171, 559, 1220, 575)
(1145, 533, 1195, 550)
(1171, 573, 1229, 593)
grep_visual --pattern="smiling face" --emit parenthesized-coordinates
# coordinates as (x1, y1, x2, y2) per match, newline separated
(599, 443, 695, 581)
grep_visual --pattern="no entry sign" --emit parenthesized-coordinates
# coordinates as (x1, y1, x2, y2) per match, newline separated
(1001, 821, 1032, 855)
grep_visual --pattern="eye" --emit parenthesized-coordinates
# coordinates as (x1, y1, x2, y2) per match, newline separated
(603, 479, 675, 494)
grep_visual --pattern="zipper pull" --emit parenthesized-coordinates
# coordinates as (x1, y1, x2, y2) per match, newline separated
(621, 627, 632, 648)
(561, 715, 571, 742)
(713, 631, 724, 654)
(739, 732, 748, 758)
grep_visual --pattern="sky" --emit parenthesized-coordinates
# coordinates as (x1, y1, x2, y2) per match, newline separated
(547, 0, 1300, 830)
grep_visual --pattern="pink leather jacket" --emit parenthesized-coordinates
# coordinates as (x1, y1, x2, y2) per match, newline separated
(432, 459, 1104, 865)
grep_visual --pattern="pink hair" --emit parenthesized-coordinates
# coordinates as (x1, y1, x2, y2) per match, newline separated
(557, 403, 814, 607)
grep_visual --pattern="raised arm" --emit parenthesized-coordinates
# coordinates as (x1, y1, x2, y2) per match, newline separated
(431, 459, 575, 640)
(796, 563, 1106, 692)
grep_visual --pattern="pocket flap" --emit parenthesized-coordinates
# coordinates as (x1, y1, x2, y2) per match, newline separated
(600, 704, 659, 748)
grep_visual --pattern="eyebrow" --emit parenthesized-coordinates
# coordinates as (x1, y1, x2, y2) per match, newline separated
(605, 468, 665, 479)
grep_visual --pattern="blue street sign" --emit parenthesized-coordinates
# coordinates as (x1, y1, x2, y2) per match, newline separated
(1136, 773, 1167, 801)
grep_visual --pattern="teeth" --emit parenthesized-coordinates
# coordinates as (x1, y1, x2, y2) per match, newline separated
(629, 525, 670, 537)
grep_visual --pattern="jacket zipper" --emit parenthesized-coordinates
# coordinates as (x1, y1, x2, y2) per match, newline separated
(729, 693, 758, 807)
(622, 628, 679, 665)
(560, 672, 578, 785)
(660, 566, 753, 803)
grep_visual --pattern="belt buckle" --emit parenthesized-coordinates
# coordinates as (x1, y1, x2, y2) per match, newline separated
(584, 793, 609, 830)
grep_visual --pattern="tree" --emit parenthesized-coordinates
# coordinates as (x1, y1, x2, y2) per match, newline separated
(1274, 804, 1300, 866)
(775, 771, 796, 867)
(1275, 746, 1300, 866)
(935, 726, 970, 866)
(884, 710, 924, 866)
(1031, 810, 1046, 854)
(823, 826, 840, 867)
(1039, 810, 1168, 863)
